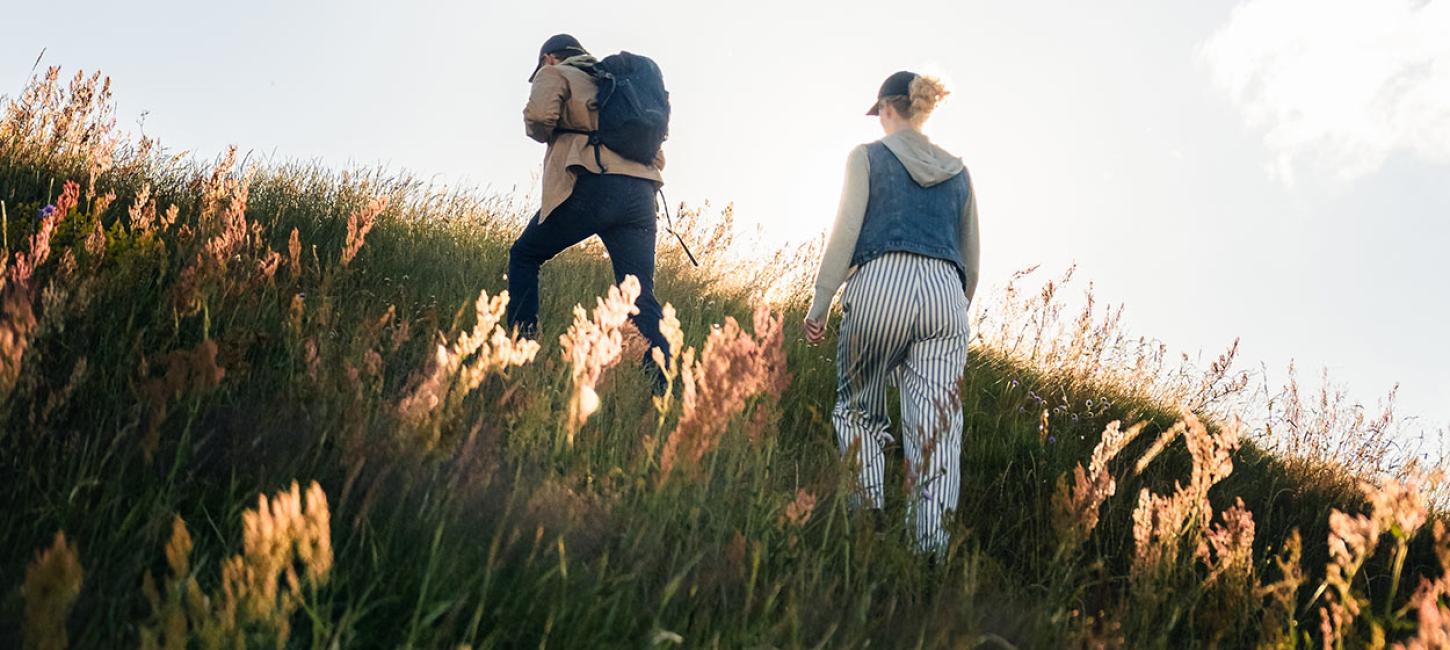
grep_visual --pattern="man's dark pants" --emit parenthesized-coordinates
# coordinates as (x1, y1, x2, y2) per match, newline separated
(506, 171, 670, 364)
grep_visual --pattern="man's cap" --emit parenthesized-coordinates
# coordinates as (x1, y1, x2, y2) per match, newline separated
(866, 70, 920, 116)
(529, 33, 587, 82)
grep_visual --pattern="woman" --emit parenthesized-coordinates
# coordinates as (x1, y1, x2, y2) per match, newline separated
(804, 71, 980, 556)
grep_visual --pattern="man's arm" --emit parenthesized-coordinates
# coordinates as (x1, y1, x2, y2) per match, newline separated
(523, 67, 568, 143)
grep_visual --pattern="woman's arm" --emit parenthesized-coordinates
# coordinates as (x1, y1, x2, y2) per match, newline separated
(806, 145, 871, 323)
(960, 171, 980, 306)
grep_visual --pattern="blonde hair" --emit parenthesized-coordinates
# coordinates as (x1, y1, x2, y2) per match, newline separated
(879, 75, 950, 127)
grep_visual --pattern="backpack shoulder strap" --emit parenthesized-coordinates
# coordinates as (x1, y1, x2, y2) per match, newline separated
(553, 126, 608, 172)
(553, 59, 612, 171)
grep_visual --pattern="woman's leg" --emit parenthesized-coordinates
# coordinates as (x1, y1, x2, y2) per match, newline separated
(832, 255, 917, 510)
(900, 261, 971, 556)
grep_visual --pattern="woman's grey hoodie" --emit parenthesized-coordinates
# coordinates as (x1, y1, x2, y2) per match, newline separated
(806, 129, 980, 323)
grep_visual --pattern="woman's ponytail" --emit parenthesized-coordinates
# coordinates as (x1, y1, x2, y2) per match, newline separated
(907, 75, 949, 126)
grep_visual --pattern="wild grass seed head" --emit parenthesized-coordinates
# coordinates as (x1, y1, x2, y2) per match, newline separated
(22, 532, 84, 650)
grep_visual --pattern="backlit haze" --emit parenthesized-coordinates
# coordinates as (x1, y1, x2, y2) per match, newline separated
(3, 0, 1448, 435)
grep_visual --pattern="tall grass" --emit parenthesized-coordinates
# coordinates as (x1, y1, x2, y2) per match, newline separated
(2, 66, 1447, 649)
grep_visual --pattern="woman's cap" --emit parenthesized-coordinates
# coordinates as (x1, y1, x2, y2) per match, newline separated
(529, 33, 587, 82)
(866, 70, 920, 115)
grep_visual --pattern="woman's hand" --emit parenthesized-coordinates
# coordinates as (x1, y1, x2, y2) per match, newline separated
(803, 318, 827, 346)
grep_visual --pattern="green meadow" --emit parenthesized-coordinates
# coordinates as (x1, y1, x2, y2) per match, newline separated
(2, 68, 1446, 649)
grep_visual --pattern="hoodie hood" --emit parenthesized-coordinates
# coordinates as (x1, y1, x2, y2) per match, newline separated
(560, 54, 600, 72)
(880, 129, 964, 187)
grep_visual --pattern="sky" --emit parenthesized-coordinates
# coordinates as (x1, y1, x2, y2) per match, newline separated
(2, 0, 1448, 433)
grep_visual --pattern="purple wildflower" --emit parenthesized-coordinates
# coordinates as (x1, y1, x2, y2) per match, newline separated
(36, 204, 56, 221)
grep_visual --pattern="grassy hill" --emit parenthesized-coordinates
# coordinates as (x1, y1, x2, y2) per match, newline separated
(2, 67, 1446, 649)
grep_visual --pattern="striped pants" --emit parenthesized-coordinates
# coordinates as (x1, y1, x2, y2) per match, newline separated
(833, 252, 969, 555)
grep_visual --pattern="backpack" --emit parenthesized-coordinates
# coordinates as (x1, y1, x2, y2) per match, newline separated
(561, 52, 697, 266)
(564, 51, 670, 169)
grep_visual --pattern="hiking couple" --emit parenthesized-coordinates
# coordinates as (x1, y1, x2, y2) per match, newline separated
(509, 35, 980, 557)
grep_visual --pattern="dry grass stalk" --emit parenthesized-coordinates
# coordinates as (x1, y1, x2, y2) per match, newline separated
(1052, 420, 1146, 550)
(1133, 419, 1186, 476)
(559, 276, 641, 441)
(195, 147, 240, 226)
(1266, 363, 1404, 481)
(648, 303, 690, 420)
(0, 67, 119, 182)
(235, 481, 334, 609)
(3, 189, 87, 380)
(141, 482, 332, 650)
(161, 204, 179, 230)
(286, 228, 302, 277)
(1436, 520, 1450, 576)
(138, 339, 226, 462)
(397, 289, 538, 437)
(1392, 594, 1450, 650)
(174, 149, 255, 315)
(616, 322, 651, 376)
(782, 488, 818, 528)
(0, 263, 40, 399)
(1365, 477, 1430, 538)
(36, 250, 88, 341)
(22, 532, 84, 650)
(1257, 530, 1305, 647)
(1392, 541, 1450, 650)
(129, 184, 157, 233)
(744, 305, 791, 441)
(340, 195, 388, 268)
(287, 294, 305, 336)
(972, 266, 1263, 451)
(28, 181, 79, 273)
(1195, 497, 1256, 587)
(390, 317, 412, 352)
(1389, 520, 1450, 649)
(1318, 478, 1432, 646)
(659, 304, 787, 477)
(1130, 409, 1243, 589)
(1077, 612, 1126, 650)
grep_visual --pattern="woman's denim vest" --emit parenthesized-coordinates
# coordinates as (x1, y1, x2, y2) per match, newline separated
(850, 141, 971, 288)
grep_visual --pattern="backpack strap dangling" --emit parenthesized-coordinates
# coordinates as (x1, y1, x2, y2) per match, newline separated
(658, 188, 699, 267)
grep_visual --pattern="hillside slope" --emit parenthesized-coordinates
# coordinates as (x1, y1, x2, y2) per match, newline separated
(1, 68, 1446, 649)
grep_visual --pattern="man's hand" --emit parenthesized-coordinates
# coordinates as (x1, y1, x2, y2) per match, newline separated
(803, 318, 827, 346)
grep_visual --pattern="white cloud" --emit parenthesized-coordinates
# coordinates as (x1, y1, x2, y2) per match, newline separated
(1201, 0, 1450, 183)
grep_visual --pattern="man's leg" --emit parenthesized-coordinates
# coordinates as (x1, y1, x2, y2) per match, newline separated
(506, 176, 600, 337)
(595, 176, 669, 362)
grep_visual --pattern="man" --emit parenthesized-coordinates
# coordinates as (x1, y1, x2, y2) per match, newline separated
(508, 33, 670, 364)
